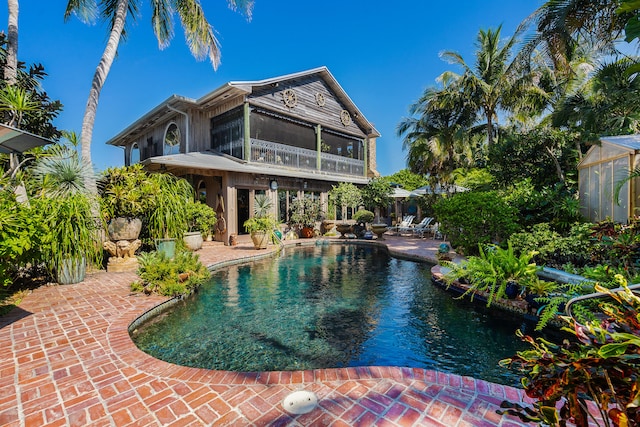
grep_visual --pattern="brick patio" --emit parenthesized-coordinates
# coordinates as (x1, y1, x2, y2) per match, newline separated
(0, 235, 537, 426)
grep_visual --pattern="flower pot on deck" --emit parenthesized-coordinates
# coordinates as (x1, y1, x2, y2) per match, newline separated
(183, 231, 203, 251)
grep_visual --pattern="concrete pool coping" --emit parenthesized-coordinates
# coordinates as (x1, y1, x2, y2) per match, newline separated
(1, 235, 559, 426)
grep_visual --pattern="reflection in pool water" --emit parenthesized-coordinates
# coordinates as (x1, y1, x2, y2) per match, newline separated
(131, 244, 531, 386)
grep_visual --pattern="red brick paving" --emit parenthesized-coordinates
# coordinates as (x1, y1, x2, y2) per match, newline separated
(1, 235, 549, 426)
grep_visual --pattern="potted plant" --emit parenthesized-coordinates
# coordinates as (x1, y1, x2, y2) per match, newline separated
(184, 201, 217, 251)
(244, 194, 277, 249)
(147, 173, 192, 258)
(289, 197, 322, 238)
(99, 164, 150, 241)
(329, 183, 362, 238)
(31, 145, 103, 284)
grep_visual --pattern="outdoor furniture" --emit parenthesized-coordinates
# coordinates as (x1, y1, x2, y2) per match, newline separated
(412, 217, 435, 238)
(399, 216, 432, 236)
(392, 215, 415, 235)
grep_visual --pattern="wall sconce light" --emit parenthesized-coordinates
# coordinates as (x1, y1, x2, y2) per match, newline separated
(303, 181, 308, 189)
(270, 179, 278, 190)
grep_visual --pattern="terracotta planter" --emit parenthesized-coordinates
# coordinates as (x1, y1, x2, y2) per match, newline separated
(108, 217, 142, 241)
(183, 231, 203, 251)
(251, 231, 269, 249)
(299, 227, 315, 238)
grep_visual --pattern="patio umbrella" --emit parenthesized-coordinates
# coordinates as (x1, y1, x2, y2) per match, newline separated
(0, 123, 55, 154)
(409, 184, 468, 197)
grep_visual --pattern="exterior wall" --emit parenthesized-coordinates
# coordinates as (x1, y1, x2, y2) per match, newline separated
(249, 76, 367, 139)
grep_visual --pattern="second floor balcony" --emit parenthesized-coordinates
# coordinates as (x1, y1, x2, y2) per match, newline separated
(250, 138, 365, 177)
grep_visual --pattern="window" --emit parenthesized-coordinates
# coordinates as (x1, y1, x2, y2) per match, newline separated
(196, 181, 207, 204)
(321, 130, 363, 159)
(130, 142, 140, 164)
(211, 108, 244, 159)
(164, 123, 181, 155)
(250, 111, 316, 151)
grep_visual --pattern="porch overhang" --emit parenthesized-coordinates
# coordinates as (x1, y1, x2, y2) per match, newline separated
(141, 151, 369, 185)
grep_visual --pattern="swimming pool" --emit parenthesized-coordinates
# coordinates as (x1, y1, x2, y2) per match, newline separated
(131, 244, 530, 387)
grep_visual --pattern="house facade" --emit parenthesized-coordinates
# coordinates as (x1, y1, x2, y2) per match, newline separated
(106, 67, 380, 243)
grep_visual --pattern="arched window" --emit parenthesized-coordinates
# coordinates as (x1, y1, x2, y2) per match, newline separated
(130, 142, 140, 164)
(164, 123, 181, 155)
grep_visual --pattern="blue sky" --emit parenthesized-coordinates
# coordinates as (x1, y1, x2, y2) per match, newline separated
(1, 1, 541, 176)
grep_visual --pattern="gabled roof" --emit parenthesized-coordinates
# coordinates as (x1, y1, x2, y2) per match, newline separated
(600, 134, 640, 151)
(106, 67, 379, 147)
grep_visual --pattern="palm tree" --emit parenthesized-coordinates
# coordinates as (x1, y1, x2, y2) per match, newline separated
(397, 74, 476, 182)
(5, 0, 18, 85)
(518, 0, 628, 76)
(439, 26, 525, 148)
(553, 57, 640, 136)
(64, 0, 254, 195)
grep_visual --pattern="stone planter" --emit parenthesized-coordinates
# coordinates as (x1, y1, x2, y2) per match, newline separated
(371, 224, 388, 240)
(251, 231, 269, 249)
(336, 223, 352, 238)
(107, 217, 142, 241)
(322, 220, 336, 234)
(183, 231, 203, 251)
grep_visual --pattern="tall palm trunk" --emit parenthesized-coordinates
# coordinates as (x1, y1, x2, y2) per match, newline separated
(80, 0, 129, 197)
(5, 0, 18, 85)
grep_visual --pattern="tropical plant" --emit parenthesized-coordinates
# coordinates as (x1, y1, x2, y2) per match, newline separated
(38, 193, 103, 282)
(289, 197, 322, 229)
(442, 242, 539, 306)
(64, 0, 254, 196)
(31, 144, 97, 198)
(185, 201, 216, 236)
(360, 178, 393, 222)
(439, 25, 526, 148)
(553, 58, 640, 136)
(146, 173, 192, 240)
(133, 249, 209, 296)
(397, 73, 477, 179)
(499, 282, 640, 427)
(519, 0, 629, 77)
(382, 169, 428, 191)
(99, 164, 152, 220)
(433, 190, 519, 255)
(329, 182, 362, 222)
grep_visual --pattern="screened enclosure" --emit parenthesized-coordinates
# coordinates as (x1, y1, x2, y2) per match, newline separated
(578, 136, 640, 223)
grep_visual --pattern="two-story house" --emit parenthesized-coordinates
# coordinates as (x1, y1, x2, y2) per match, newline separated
(105, 67, 380, 244)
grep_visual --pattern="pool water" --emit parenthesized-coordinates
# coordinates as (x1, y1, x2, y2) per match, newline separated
(131, 244, 530, 387)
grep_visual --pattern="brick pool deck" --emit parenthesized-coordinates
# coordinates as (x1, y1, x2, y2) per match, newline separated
(0, 235, 537, 426)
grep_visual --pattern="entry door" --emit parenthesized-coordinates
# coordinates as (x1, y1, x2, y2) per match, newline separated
(237, 189, 250, 235)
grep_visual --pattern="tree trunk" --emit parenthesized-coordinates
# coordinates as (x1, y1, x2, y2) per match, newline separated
(544, 145, 565, 183)
(80, 0, 129, 198)
(5, 0, 18, 85)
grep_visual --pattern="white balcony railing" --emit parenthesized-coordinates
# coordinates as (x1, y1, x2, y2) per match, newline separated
(250, 138, 364, 177)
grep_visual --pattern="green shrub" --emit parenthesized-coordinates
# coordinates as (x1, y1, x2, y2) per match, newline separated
(353, 209, 374, 224)
(508, 222, 592, 268)
(186, 201, 216, 236)
(434, 191, 519, 255)
(134, 250, 210, 297)
(0, 187, 43, 286)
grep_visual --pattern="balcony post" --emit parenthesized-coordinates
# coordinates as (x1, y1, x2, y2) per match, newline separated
(363, 138, 368, 177)
(243, 103, 251, 162)
(316, 124, 322, 171)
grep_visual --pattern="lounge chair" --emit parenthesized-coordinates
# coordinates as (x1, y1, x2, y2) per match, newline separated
(392, 215, 415, 235)
(399, 216, 432, 236)
(412, 217, 435, 238)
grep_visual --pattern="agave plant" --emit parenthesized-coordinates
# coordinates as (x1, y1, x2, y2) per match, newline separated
(31, 144, 97, 198)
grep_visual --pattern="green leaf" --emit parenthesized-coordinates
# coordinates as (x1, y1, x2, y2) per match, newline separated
(625, 16, 640, 42)
(598, 342, 629, 358)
